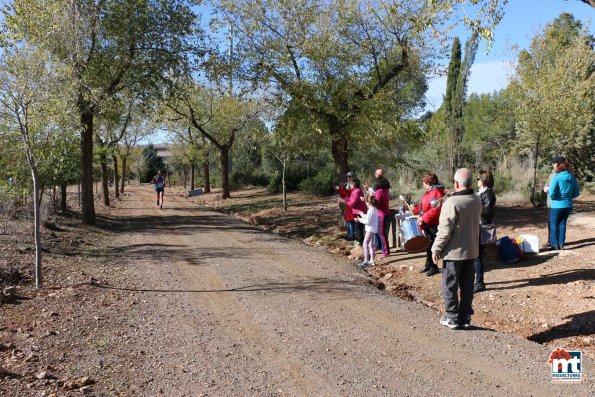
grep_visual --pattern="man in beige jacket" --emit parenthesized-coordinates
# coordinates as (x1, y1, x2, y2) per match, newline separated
(432, 168, 482, 330)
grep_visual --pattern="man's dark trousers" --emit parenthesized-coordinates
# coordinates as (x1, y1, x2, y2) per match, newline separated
(442, 259, 475, 322)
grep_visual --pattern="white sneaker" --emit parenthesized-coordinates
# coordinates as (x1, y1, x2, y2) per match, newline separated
(440, 316, 459, 329)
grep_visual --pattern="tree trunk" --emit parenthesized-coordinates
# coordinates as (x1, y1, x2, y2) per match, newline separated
(221, 146, 231, 199)
(202, 154, 211, 193)
(330, 120, 349, 183)
(203, 153, 210, 193)
(530, 132, 541, 207)
(100, 158, 110, 206)
(448, 128, 457, 178)
(31, 167, 42, 288)
(183, 164, 187, 189)
(52, 185, 57, 215)
(120, 156, 127, 193)
(80, 109, 96, 225)
(190, 162, 195, 190)
(60, 183, 67, 213)
(282, 159, 287, 212)
(112, 154, 120, 198)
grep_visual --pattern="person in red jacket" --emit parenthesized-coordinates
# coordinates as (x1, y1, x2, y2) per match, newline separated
(336, 171, 357, 240)
(412, 173, 445, 276)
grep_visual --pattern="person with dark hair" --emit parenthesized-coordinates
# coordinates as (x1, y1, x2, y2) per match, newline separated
(367, 169, 391, 258)
(543, 156, 564, 248)
(548, 159, 580, 250)
(473, 170, 496, 293)
(432, 168, 482, 330)
(336, 171, 357, 240)
(411, 173, 445, 276)
(346, 178, 367, 244)
(152, 170, 165, 210)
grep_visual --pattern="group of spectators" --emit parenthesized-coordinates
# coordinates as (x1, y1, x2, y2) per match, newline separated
(336, 169, 392, 266)
(334, 159, 580, 330)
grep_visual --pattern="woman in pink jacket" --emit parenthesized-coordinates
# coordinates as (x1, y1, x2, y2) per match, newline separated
(368, 169, 391, 258)
(346, 179, 367, 244)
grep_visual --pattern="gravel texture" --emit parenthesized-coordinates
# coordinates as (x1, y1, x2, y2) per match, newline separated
(1, 185, 592, 396)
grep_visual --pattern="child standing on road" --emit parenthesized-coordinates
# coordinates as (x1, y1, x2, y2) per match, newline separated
(355, 195, 379, 268)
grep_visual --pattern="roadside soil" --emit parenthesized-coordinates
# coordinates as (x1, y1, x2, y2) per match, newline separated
(0, 185, 592, 396)
(191, 186, 595, 355)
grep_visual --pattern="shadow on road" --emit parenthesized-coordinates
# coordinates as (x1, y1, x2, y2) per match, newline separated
(91, 277, 363, 296)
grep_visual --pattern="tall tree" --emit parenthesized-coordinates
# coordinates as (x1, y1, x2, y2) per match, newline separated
(509, 13, 595, 201)
(3, 0, 197, 224)
(444, 38, 463, 177)
(0, 45, 75, 287)
(444, 33, 479, 176)
(167, 85, 259, 198)
(141, 144, 166, 183)
(216, 0, 506, 181)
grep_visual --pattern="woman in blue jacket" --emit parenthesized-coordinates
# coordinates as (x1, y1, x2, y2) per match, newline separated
(548, 160, 580, 250)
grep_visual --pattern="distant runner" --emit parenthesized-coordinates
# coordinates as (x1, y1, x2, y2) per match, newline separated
(152, 170, 165, 210)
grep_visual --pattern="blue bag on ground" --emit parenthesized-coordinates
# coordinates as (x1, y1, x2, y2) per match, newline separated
(497, 236, 519, 263)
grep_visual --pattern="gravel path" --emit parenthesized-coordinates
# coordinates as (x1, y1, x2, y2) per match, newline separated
(103, 186, 591, 396)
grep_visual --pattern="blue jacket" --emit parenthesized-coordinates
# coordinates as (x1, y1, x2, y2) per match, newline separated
(548, 171, 580, 209)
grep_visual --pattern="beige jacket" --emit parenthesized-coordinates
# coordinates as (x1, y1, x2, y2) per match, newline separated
(431, 190, 482, 261)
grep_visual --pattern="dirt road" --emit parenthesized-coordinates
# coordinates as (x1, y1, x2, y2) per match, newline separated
(93, 186, 591, 396)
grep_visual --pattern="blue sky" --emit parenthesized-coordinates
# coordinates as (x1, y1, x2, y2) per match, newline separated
(425, 0, 595, 111)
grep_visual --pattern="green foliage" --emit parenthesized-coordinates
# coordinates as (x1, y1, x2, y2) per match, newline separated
(509, 12, 594, 182)
(141, 144, 165, 183)
(297, 165, 335, 196)
(491, 170, 513, 193)
(231, 168, 269, 189)
(462, 91, 516, 169)
(266, 168, 308, 194)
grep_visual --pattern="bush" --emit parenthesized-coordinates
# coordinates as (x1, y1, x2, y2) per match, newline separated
(230, 169, 270, 189)
(298, 166, 335, 196)
(267, 168, 308, 193)
(492, 170, 513, 194)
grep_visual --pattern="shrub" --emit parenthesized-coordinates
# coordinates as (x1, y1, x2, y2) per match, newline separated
(490, 170, 513, 194)
(230, 169, 270, 189)
(298, 166, 335, 196)
(267, 168, 307, 193)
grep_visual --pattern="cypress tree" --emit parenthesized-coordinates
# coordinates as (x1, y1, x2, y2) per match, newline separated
(444, 38, 462, 177)
(444, 33, 479, 176)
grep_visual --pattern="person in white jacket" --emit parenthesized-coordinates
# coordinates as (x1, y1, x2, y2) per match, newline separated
(355, 195, 379, 268)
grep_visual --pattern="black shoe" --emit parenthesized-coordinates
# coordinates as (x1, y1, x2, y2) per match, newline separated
(426, 266, 440, 276)
(459, 317, 472, 329)
(419, 265, 431, 274)
(474, 285, 486, 293)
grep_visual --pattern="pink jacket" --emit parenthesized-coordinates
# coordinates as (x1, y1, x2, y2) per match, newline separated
(374, 188, 390, 217)
(347, 187, 367, 215)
